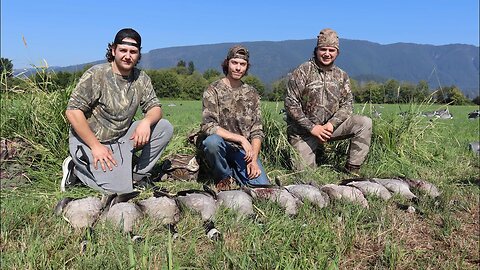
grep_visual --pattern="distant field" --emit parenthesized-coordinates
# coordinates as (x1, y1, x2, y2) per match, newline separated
(1, 92, 479, 269)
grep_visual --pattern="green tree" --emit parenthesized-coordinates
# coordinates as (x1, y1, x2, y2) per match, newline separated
(398, 83, 416, 103)
(472, 95, 480, 105)
(187, 61, 195, 75)
(176, 60, 186, 67)
(180, 72, 208, 100)
(147, 69, 181, 98)
(383, 79, 401, 103)
(445, 86, 469, 105)
(203, 68, 221, 82)
(173, 60, 189, 75)
(243, 75, 266, 97)
(53, 71, 76, 90)
(268, 77, 288, 101)
(414, 80, 431, 102)
(0, 58, 14, 77)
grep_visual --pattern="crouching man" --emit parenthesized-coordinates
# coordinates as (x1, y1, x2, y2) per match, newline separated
(284, 28, 372, 175)
(61, 28, 173, 193)
(199, 45, 270, 191)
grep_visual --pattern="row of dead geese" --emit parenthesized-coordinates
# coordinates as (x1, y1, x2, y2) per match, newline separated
(55, 177, 440, 250)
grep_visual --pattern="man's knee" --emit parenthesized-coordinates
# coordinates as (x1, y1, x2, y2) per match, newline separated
(153, 119, 174, 139)
(353, 115, 372, 130)
(202, 134, 224, 152)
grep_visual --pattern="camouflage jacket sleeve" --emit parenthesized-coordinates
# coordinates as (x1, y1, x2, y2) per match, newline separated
(328, 74, 353, 128)
(201, 85, 220, 135)
(139, 70, 161, 113)
(284, 63, 316, 132)
(249, 91, 264, 140)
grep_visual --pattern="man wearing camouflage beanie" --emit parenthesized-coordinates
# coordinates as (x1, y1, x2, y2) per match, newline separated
(284, 28, 372, 175)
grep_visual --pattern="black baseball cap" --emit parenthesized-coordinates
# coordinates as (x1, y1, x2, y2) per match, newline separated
(113, 28, 141, 49)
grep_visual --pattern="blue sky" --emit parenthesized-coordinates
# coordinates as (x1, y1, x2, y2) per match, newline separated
(2, 0, 479, 69)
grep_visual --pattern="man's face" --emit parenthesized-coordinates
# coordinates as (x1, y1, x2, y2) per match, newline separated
(315, 46, 338, 66)
(227, 58, 248, 80)
(112, 38, 140, 74)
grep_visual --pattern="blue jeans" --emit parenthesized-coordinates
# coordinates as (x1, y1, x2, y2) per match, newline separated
(201, 134, 270, 186)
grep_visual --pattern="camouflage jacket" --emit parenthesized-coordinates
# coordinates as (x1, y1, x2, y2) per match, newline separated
(201, 79, 264, 148)
(284, 58, 353, 136)
(67, 63, 161, 142)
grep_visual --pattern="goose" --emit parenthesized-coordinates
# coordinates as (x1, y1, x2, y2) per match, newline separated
(216, 189, 255, 218)
(175, 185, 221, 241)
(320, 184, 369, 208)
(242, 184, 302, 216)
(137, 188, 181, 238)
(371, 178, 417, 200)
(54, 194, 116, 252)
(399, 177, 441, 198)
(340, 178, 392, 201)
(468, 110, 480, 119)
(283, 183, 330, 208)
(55, 196, 107, 230)
(469, 142, 480, 155)
(102, 191, 143, 239)
(434, 108, 453, 119)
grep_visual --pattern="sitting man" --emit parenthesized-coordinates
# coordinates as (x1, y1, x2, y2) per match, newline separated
(199, 45, 270, 191)
(61, 28, 173, 193)
(284, 28, 372, 175)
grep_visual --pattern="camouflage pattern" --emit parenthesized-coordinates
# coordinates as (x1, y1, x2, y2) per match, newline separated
(289, 115, 372, 170)
(285, 59, 372, 169)
(67, 63, 160, 142)
(284, 59, 353, 136)
(201, 79, 263, 148)
(227, 45, 249, 61)
(317, 28, 339, 50)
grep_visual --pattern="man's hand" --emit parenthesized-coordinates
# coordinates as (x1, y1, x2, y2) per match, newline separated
(240, 138, 254, 163)
(310, 122, 334, 143)
(130, 119, 152, 148)
(246, 161, 261, 179)
(91, 144, 117, 172)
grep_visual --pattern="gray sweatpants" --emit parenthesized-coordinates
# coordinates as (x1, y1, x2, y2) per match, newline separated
(69, 119, 173, 194)
(288, 115, 372, 171)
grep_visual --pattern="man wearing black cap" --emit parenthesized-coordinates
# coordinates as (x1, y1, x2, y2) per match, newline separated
(61, 28, 173, 194)
(199, 45, 270, 191)
(284, 28, 372, 176)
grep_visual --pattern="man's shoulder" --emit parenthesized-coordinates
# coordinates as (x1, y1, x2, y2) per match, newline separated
(331, 65, 349, 78)
(205, 79, 224, 92)
(81, 63, 111, 77)
(90, 62, 111, 72)
(293, 60, 315, 73)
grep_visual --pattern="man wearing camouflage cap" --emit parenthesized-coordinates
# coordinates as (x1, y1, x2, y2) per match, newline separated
(200, 45, 270, 191)
(284, 28, 372, 175)
(61, 28, 173, 194)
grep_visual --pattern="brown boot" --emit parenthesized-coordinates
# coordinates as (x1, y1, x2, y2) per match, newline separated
(215, 176, 237, 191)
(344, 163, 361, 177)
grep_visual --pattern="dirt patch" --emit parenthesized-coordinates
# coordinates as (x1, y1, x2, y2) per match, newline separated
(340, 201, 480, 269)
(1, 138, 32, 189)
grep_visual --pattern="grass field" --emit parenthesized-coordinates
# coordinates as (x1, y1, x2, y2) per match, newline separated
(1, 88, 479, 269)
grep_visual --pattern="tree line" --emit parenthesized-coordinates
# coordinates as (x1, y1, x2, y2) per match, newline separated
(1, 57, 478, 105)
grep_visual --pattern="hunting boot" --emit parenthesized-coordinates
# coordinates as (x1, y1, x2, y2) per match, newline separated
(215, 176, 237, 192)
(344, 163, 361, 177)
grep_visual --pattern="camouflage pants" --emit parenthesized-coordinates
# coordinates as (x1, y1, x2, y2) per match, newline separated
(288, 115, 372, 170)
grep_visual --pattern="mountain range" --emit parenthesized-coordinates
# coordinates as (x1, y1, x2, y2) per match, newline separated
(57, 39, 480, 98)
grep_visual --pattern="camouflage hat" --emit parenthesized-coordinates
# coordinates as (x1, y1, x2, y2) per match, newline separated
(226, 45, 249, 61)
(317, 28, 339, 50)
